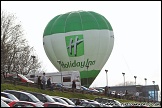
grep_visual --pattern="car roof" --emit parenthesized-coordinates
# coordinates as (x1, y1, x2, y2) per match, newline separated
(1, 92, 11, 94)
(1, 96, 13, 102)
(44, 102, 74, 107)
(1, 91, 18, 96)
(27, 91, 47, 95)
(4, 90, 32, 95)
(11, 100, 39, 104)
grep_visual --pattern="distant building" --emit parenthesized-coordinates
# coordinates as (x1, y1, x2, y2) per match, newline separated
(102, 85, 159, 101)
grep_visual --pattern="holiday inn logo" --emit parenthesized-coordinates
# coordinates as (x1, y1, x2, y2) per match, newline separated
(65, 34, 84, 57)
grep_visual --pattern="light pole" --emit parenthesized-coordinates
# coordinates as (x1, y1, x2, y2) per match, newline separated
(134, 76, 137, 85)
(144, 78, 147, 97)
(31, 55, 36, 64)
(57, 60, 62, 85)
(31, 55, 36, 76)
(105, 70, 108, 87)
(122, 72, 125, 86)
(85, 65, 89, 88)
(144, 78, 147, 86)
(152, 81, 155, 102)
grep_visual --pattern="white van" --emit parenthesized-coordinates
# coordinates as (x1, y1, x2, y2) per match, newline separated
(26, 71, 81, 89)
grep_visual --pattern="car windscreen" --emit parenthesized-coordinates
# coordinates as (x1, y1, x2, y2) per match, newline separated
(60, 97, 75, 105)
(45, 95, 55, 102)
(28, 93, 41, 102)
(7, 93, 19, 101)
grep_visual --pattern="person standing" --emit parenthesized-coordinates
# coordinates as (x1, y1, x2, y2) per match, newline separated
(72, 80, 76, 92)
(135, 91, 139, 100)
(47, 77, 52, 88)
(41, 73, 47, 90)
(37, 76, 41, 89)
(47, 77, 54, 91)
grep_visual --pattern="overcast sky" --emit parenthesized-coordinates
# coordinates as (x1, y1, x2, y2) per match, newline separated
(1, 1, 161, 91)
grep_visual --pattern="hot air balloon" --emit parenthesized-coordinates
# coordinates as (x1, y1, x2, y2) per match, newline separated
(43, 10, 114, 87)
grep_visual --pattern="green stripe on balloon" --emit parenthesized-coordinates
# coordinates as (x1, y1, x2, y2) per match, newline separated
(43, 11, 113, 36)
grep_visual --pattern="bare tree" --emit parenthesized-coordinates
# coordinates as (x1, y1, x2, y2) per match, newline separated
(1, 10, 43, 82)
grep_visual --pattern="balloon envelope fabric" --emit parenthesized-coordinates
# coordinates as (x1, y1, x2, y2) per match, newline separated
(43, 10, 114, 87)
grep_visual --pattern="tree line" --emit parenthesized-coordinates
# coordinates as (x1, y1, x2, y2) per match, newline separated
(1, 10, 44, 82)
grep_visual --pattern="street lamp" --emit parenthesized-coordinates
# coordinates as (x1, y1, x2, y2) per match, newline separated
(152, 81, 155, 102)
(85, 65, 89, 88)
(134, 76, 137, 85)
(144, 78, 147, 97)
(31, 55, 36, 64)
(31, 55, 36, 75)
(57, 60, 62, 85)
(144, 78, 147, 86)
(105, 70, 108, 87)
(122, 72, 125, 86)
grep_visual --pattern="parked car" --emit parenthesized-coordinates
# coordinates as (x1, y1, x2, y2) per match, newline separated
(95, 97, 122, 107)
(80, 86, 89, 91)
(70, 98, 88, 105)
(79, 101, 111, 107)
(1, 92, 19, 101)
(50, 96, 69, 105)
(80, 86, 90, 93)
(59, 96, 76, 106)
(86, 99, 98, 103)
(94, 97, 123, 107)
(3, 90, 43, 105)
(26, 91, 55, 103)
(88, 88, 100, 94)
(6, 74, 34, 83)
(78, 101, 90, 107)
(86, 102, 112, 107)
(1, 96, 13, 104)
(1, 100, 10, 107)
(94, 88, 105, 93)
(105, 99, 123, 107)
(43, 102, 75, 107)
(8, 101, 44, 107)
(94, 97, 105, 103)
(17, 74, 34, 83)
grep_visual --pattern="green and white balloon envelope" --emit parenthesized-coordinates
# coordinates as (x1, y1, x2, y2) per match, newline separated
(43, 10, 114, 87)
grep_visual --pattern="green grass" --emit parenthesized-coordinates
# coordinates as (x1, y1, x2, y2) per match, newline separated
(0, 83, 144, 103)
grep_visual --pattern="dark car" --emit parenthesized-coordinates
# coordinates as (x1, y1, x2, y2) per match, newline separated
(3, 90, 43, 105)
(26, 91, 55, 103)
(50, 96, 69, 105)
(43, 102, 75, 107)
(70, 98, 89, 105)
(78, 101, 90, 107)
(1, 91, 19, 101)
(8, 101, 44, 107)
(59, 96, 76, 106)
